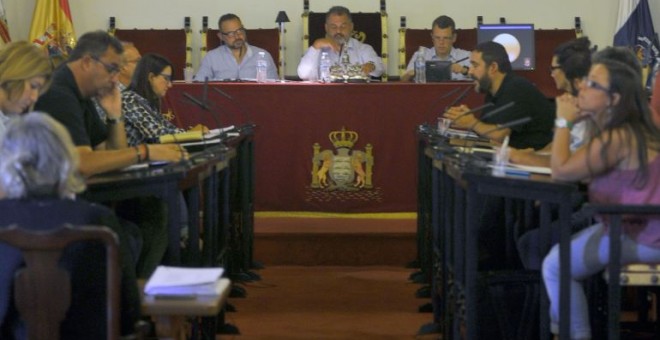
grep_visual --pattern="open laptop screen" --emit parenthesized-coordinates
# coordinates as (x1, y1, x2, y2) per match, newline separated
(425, 60, 452, 82)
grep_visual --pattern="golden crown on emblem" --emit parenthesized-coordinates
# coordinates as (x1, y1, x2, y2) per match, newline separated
(329, 127, 359, 148)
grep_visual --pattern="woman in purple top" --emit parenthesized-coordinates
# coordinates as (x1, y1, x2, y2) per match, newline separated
(543, 56, 660, 339)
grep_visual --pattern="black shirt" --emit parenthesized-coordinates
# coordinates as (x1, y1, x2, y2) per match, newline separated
(481, 73, 555, 150)
(34, 65, 108, 148)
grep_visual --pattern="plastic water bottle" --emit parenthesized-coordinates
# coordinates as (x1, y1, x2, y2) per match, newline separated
(319, 48, 332, 82)
(414, 47, 426, 84)
(256, 51, 268, 83)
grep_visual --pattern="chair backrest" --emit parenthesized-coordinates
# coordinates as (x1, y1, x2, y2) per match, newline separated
(109, 17, 192, 81)
(202, 27, 281, 75)
(583, 204, 660, 339)
(302, 5, 389, 80)
(0, 224, 120, 340)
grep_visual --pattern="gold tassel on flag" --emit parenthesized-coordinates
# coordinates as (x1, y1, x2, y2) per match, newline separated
(0, 0, 11, 46)
(29, 0, 76, 57)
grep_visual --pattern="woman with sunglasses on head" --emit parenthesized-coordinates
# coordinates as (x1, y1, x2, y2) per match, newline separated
(0, 41, 52, 136)
(121, 53, 205, 146)
(542, 53, 660, 339)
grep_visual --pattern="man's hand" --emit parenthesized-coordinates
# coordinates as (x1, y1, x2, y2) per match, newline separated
(444, 105, 478, 129)
(98, 84, 122, 119)
(312, 38, 340, 52)
(451, 63, 466, 74)
(401, 69, 415, 82)
(361, 62, 375, 76)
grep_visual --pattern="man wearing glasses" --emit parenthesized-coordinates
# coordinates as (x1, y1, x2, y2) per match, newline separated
(195, 13, 278, 81)
(35, 30, 184, 175)
(297, 6, 384, 81)
(401, 15, 471, 82)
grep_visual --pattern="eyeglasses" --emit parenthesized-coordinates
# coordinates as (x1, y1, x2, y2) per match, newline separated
(221, 27, 246, 38)
(549, 65, 562, 73)
(91, 56, 120, 75)
(159, 73, 172, 83)
(583, 78, 610, 93)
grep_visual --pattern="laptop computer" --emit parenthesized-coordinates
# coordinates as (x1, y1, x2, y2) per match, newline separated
(425, 60, 452, 82)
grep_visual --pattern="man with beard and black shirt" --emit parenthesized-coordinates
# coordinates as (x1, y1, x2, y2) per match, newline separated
(195, 13, 278, 81)
(444, 41, 555, 272)
(444, 41, 554, 150)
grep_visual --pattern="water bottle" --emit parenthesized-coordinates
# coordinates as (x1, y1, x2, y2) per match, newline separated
(414, 47, 426, 84)
(256, 51, 268, 83)
(319, 48, 332, 82)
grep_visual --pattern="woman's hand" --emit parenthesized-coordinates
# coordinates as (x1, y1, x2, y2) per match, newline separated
(556, 93, 580, 122)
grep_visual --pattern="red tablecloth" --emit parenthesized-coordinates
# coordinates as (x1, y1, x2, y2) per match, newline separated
(164, 82, 484, 212)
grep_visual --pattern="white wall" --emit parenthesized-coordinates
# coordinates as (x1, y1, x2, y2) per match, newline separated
(4, 0, 660, 77)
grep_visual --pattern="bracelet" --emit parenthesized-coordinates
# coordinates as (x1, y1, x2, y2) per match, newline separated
(134, 146, 142, 163)
(106, 116, 123, 125)
(143, 144, 150, 162)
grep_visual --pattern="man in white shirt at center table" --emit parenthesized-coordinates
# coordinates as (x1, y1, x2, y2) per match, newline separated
(297, 6, 384, 81)
(195, 13, 278, 81)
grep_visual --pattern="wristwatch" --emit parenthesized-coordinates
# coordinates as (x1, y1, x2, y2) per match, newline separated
(554, 117, 571, 129)
(461, 66, 469, 75)
(106, 116, 124, 125)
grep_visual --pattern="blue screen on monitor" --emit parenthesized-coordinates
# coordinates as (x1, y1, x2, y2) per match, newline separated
(477, 24, 535, 70)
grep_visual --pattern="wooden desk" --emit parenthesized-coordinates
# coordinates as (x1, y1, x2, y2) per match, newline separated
(418, 128, 577, 339)
(141, 278, 231, 340)
(164, 82, 485, 212)
(83, 143, 237, 266)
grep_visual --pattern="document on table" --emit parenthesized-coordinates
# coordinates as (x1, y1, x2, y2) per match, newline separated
(159, 125, 235, 143)
(144, 266, 225, 296)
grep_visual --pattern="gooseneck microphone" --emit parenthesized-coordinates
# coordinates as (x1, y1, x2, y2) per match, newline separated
(480, 116, 533, 136)
(479, 101, 516, 122)
(451, 102, 495, 122)
(445, 86, 472, 111)
(211, 87, 253, 126)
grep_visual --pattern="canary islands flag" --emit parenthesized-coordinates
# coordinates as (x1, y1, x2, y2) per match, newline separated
(614, 0, 660, 87)
(29, 0, 76, 57)
(0, 0, 11, 45)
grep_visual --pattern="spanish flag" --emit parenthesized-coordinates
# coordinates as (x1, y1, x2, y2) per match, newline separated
(29, 0, 76, 57)
(0, 0, 11, 45)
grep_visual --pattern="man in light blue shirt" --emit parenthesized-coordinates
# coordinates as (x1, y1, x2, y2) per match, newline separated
(402, 15, 471, 81)
(297, 6, 384, 81)
(195, 14, 278, 81)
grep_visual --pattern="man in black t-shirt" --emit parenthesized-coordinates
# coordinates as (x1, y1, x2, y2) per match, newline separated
(35, 30, 184, 177)
(445, 41, 554, 150)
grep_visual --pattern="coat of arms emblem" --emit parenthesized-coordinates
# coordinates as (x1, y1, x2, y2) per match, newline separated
(311, 127, 373, 191)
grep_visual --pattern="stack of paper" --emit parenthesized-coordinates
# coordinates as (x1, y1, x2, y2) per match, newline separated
(159, 125, 235, 144)
(144, 266, 225, 296)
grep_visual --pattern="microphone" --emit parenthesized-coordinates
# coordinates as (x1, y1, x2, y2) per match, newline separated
(202, 77, 209, 103)
(478, 101, 516, 122)
(211, 87, 254, 128)
(425, 87, 460, 115)
(182, 92, 210, 111)
(450, 102, 495, 123)
(480, 116, 532, 136)
(445, 86, 472, 110)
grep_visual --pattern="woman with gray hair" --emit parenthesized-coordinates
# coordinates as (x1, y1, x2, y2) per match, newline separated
(0, 111, 83, 199)
(0, 112, 141, 339)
